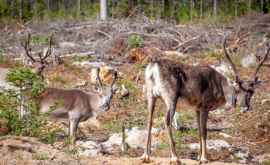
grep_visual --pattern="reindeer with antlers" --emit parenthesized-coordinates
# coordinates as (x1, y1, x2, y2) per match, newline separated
(141, 34, 269, 164)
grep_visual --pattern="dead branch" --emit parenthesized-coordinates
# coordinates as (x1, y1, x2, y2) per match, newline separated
(97, 30, 112, 39)
(173, 35, 202, 50)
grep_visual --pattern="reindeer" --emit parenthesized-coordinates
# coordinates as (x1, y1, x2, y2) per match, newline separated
(141, 35, 269, 164)
(21, 34, 117, 144)
(39, 71, 117, 144)
(21, 33, 54, 78)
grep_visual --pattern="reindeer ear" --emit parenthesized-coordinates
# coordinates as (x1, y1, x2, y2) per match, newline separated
(112, 84, 118, 92)
(254, 77, 258, 83)
(94, 85, 103, 94)
(254, 77, 262, 86)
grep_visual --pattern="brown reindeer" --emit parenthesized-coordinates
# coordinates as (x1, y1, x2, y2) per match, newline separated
(21, 34, 118, 144)
(141, 35, 269, 164)
(39, 71, 117, 144)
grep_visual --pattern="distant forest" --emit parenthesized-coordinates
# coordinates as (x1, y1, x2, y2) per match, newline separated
(0, 0, 269, 22)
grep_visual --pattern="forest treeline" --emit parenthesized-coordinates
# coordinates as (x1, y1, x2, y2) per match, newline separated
(0, 0, 269, 22)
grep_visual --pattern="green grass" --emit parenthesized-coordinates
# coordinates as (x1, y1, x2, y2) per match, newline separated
(102, 101, 147, 133)
(33, 153, 49, 160)
(0, 48, 4, 63)
(102, 119, 123, 133)
(156, 141, 169, 150)
(63, 147, 78, 155)
(118, 79, 138, 94)
(156, 128, 197, 152)
(196, 50, 223, 62)
(31, 35, 50, 45)
(51, 75, 67, 85)
(102, 111, 146, 133)
(155, 110, 197, 152)
(117, 78, 139, 106)
(133, 63, 145, 72)
(72, 55, 93, 63)
(262, 160, 270, 165)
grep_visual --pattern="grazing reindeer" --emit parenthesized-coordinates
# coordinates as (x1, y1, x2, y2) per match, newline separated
(21, 34, 54, 78)
(39, 71, 117, 144)
(141, 35, 269, 164)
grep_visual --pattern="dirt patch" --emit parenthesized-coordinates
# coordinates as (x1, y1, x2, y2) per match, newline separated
(0, 136, 243, 165)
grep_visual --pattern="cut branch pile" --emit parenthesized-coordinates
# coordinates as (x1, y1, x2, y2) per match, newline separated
(1, 14, 269, 66)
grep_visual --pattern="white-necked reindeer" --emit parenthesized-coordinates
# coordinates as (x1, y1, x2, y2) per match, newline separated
(141, 35, 269, 164)
(39, 71, 117, 144)
(21, 34, 118, 144)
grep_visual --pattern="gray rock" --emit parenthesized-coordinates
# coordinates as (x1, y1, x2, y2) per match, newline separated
(240, 55, 257, 68)
(102, 127, 160, 150)
(125, 127, 160, 149)
(219, 132, 232, 138)
(0, 68, 18, 91)
(120, 85, 129, 98)
(232, 148, 253, 164)
(188, 140, 230, 151)
(76, 140, 102, 157)
(76, 127, 162, 156)
(59, 42, 79, 48)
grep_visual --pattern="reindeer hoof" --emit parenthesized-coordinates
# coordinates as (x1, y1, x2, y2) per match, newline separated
(141, 153, 151, 163)
(170, 156, 181, 165)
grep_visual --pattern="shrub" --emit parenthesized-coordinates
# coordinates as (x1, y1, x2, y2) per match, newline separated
(0, 68, 61, 144)
(110, 0, 129, 18)
(127, 34, 144, 49)
(6, 68, 45, 97)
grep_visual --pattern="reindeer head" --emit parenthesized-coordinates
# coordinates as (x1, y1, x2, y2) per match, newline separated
(97, 70, 118, 112)
(21, 34, 53, 78)
(223, 35, 270, 112)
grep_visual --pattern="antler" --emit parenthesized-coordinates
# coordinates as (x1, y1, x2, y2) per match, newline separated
(253, 43, 270, 82)
(223, 34, 239, 79)
(110, 71, 118, 89)
(21, 33, 36, 63)
(37, 34, 53, 64)
(96, 67, 103, 90)
(42, 34, 53, 61)
(223, 34, 248, 91)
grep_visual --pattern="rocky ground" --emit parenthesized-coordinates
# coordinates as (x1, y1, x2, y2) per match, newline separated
(0, 13, 270, 164)
(0, 136, 243, 165)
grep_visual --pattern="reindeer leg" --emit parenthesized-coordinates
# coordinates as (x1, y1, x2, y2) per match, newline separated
(68, 120, 70, 137)
(196, 111, 202, 161)
(199, 110, 209, 164)
(165, 102, 180, 164)
(141, 96, 156, 163)
(69, 117, 80, 145)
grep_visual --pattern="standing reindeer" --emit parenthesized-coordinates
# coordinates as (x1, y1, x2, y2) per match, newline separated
(141, 35, 269, 164)
(39, 71, 117, 144)
(21, 33, 117, 144)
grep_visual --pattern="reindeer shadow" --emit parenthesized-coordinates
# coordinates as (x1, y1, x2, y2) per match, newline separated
(176, 126, 229, 132)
